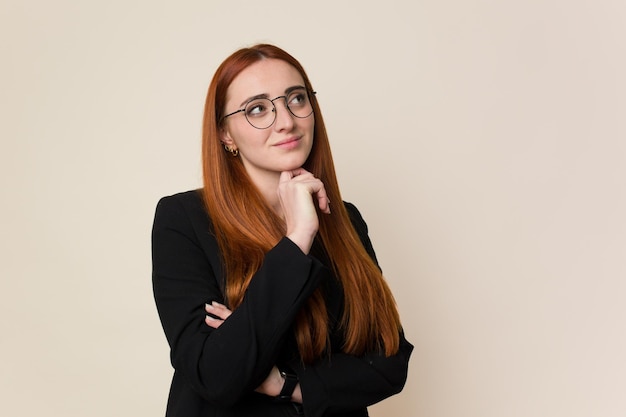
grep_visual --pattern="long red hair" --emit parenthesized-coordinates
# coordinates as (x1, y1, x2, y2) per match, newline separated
(201, 44, 400, 362)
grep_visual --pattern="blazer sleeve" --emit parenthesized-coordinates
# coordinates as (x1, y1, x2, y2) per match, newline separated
(151, 193, 329, 407)
(291, 202, 414, 417)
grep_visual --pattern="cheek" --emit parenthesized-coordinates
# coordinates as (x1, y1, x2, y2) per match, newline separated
(305, 117, 315, 135)
(231, 128, 270, 149)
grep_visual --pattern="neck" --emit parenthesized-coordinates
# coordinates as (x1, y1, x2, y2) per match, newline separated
(247, 169, 283, 217)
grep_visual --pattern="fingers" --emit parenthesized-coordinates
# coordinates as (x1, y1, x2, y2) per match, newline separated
(205, 301, 232, 329)
(315, 186, 331, 215)
(204, 315, 222, 328)
(283, 167, 311, 179)
(278, 168, 331, 254)
(206, 301, 232, 319)
(279, 168, 315, 186)
(279, 168, 331, 215)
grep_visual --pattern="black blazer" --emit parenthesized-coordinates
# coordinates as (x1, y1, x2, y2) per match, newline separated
(152, 190, 413, 417)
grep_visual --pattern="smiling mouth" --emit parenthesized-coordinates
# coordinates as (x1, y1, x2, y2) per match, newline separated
(274, 137, 300, 146)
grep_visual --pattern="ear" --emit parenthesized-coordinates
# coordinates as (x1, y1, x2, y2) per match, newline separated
(219, 127, 236, 148)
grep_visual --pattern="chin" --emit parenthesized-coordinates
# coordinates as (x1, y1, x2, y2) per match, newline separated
(279, 163, 305, 173)
(282, 154, 310, 171)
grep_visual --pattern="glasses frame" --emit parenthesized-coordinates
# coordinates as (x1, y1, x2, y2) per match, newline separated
(222, 90, 316, 130)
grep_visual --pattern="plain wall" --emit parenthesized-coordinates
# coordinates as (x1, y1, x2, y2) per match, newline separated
(1, 1, 625, 416)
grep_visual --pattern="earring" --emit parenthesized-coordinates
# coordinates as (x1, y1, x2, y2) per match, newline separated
(224, 144, 239, 157)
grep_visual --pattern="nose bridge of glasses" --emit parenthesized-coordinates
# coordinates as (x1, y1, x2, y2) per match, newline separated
(269, 95, 301, 122)
(270, 95, 290, 113)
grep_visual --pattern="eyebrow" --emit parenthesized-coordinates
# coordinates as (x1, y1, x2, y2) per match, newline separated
(238, 85, 306, 108)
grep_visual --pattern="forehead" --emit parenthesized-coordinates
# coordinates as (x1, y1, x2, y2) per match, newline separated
(226, 59, 305, 102)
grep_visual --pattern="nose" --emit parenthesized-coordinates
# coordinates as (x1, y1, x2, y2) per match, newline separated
(272, 97, 295, 131)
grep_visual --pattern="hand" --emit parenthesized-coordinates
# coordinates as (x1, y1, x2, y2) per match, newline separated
(254, 366, 283, 397)
(255, 365, 303, 404)
(278, 168, 331, 254)
(204, 301, 232, 329)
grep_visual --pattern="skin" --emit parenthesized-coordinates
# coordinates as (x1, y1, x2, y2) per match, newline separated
(205, 58, 332, 403)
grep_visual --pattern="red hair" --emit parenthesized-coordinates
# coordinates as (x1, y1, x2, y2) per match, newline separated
(202, 44, 400, 362)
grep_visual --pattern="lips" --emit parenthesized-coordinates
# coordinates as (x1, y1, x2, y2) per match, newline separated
(273, 136, 301, 147)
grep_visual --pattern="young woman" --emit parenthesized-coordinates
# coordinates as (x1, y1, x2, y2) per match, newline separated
(152, 44, 413, 417)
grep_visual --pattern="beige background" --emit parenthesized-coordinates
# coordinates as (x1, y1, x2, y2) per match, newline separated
(1, 0, 625, 416)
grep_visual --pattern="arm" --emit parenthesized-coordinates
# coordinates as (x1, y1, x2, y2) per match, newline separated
(291, 333, 413, 416)
(204, 303, 305, 402)
(294, 202, 414, 417)
(151, 193, 327, 407)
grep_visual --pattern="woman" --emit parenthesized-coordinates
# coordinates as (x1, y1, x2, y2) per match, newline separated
(152, 44, 413, 417)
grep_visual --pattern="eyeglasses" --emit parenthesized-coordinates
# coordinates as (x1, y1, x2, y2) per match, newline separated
(222, 89, 316, 129)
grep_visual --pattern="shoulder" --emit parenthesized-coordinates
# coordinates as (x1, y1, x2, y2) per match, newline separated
(155, 189, 205, 215)
(342, 201, 380, 265)
(153, 189, 213, 233)
(156, 189, 204, 210)
(343, 201, 369, 234)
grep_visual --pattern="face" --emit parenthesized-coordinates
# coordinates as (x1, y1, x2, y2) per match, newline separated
(220, 59, 315, 183)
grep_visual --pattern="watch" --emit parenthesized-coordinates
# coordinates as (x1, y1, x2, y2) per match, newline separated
(274, 365, 298, 403)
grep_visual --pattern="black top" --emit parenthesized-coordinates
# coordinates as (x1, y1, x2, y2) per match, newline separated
(152, 190, 413, 417)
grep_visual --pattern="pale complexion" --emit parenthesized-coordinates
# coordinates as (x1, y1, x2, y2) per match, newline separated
(204, 59, 332, 403)
(220, 58, 330, 254)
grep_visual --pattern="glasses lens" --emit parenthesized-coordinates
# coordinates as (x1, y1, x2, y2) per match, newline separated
(286, 90, 313, 118)
(245, 98, 275, 129)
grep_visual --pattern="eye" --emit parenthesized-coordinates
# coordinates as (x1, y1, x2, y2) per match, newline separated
(288, 92, 307, 107)
(246, 99, 271, 117)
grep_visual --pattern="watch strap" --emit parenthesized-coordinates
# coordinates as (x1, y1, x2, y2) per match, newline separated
(274, 366, 298, 403)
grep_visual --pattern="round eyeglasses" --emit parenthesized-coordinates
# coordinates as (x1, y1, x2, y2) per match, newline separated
(222, 89, 315, 129)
